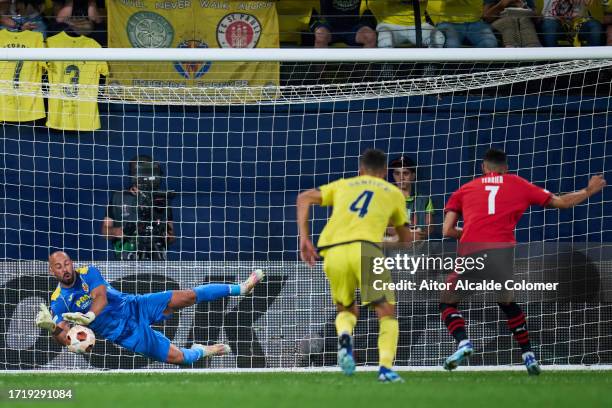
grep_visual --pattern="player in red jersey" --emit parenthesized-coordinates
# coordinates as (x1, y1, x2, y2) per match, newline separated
(441, 148, 606, 375)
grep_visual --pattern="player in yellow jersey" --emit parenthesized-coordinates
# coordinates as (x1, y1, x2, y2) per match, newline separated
(297, 149, 415, 382)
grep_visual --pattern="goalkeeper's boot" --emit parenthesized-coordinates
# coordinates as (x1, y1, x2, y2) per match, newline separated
(191, 343, 232, 358)
(337, 333, 356, 376)
(443, 339, 473, 371)
(522, 351, 541, 376)
(241, 269, 265, 295)
(378, 366, 404, 383)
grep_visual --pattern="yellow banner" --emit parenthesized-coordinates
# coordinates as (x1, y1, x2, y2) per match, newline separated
(107, 0, 279, 99)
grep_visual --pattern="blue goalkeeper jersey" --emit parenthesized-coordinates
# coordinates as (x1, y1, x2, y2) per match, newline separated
(49, 265, 133, 341)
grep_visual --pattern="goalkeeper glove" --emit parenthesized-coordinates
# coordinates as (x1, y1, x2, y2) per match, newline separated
(35, 303, 57, 332)
(62, 311, 96, 325)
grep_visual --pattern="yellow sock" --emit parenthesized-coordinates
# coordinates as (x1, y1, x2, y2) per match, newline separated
(378, 316, 399, 368)
(335, 311, 357, 336)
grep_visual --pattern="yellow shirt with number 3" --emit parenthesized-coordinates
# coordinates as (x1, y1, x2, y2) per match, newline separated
(46, 32, 109, 131)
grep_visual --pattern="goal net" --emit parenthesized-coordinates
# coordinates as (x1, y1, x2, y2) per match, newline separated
(1, 48, 611, 370)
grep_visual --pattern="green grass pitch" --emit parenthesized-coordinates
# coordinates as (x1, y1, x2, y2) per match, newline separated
(1, 371, 611, 408)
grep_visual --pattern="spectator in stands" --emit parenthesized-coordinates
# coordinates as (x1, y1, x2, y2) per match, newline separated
(310, 0, 377, 47)
(427, 0, 498, 47)
(102, 156, 176, 261)
(540, 0, 604, 46)
(385, 155, 435, 241)
(50, 0, 105, 44)
(369, 0, 445, 48)
(0, 0, 47, 37)
(484, 0, 541, 47)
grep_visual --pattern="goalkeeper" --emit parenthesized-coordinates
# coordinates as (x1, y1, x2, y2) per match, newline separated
(36, 251, 264, 364)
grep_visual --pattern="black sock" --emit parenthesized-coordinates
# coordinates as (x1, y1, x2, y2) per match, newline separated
(498, 302, 531, 353)
(440, 303, 468, 344)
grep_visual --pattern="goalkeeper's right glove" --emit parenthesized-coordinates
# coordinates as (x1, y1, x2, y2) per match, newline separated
(35, 303, 57, 333)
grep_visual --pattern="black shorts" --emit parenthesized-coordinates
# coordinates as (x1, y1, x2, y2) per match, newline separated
(444, 247, 515, 303)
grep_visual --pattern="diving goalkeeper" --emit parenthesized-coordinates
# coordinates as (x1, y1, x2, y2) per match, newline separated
(36, 251, 264, 365)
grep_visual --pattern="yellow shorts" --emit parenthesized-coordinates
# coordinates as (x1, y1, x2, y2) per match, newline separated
(321, 242, 395, 307)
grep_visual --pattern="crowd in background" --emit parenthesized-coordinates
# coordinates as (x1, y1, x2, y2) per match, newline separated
(291, 0, 612, 48)
(0, 0, 105, 43)
(0, 0, 610, 48)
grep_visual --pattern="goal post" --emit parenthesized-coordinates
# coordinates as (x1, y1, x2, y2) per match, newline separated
(2, 46, 612, 61)
(1, 48, 611, 370)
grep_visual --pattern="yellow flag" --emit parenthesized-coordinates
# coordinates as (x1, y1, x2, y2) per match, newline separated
(107, 0, 279, 102)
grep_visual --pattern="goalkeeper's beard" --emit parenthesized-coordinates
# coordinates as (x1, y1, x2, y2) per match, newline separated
(61, 272, 75, 286)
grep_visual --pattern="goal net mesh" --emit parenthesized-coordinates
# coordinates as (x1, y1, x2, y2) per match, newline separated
(1, 58, 611, 370)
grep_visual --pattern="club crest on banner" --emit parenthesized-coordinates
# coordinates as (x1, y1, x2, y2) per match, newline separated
(173, 40, 212, 79)
(217, 13, 262, 48)
(127, 11, 174, 48)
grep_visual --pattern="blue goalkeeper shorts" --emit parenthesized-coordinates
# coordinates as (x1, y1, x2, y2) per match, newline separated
(114, 291, 174, 362)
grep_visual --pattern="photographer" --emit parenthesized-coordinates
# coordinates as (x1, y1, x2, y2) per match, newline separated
(102, 155, 176, 261)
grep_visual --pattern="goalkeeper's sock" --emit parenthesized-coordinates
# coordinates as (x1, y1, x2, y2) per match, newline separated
(180, 347, 204, 365)
(194, 283, 241, 303)
(335, 311, 357, 337)
(440, 303, 468, 344)
(378, 316, 399, 369)
(499, 302, 532, 353)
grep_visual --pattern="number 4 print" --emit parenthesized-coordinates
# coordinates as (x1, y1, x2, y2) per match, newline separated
(350, 190, 374, 218)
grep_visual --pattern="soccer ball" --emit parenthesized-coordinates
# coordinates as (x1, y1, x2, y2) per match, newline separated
(66, 325, 96, 353)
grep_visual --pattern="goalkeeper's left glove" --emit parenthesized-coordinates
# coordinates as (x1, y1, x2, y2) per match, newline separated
(62, 311, 96, 325)
(35, 303, 57, 332)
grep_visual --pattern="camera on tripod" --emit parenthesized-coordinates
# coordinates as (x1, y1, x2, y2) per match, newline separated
(130, 157, 175, 260)
(106, 156, 176, 261)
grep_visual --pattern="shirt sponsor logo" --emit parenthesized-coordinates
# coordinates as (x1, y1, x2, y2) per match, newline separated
(76, 294, 91, 309)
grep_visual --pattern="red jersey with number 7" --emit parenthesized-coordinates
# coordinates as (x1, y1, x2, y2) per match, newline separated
(445, 173, 552, 251)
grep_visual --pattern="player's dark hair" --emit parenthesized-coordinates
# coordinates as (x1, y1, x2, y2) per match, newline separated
(360, 149, 387, 171)
(483, 149, 507, 166)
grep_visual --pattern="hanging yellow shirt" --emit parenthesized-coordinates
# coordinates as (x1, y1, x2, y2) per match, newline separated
(427, 0, 483, 24)
(46, 32, 108, 131)
(0, 29, 45, 122)
(369, 0, 428, 26)
(317, 175, 408, 249)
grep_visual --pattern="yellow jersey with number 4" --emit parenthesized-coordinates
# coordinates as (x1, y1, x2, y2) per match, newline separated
(317, 175, 408, 249)
(46, 32, 109, 131)
(0, 29, 45, 122)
